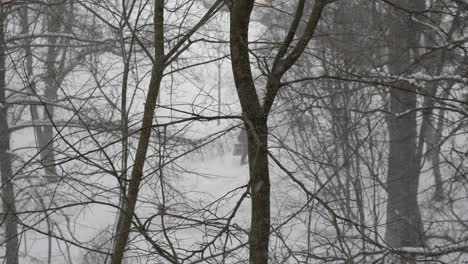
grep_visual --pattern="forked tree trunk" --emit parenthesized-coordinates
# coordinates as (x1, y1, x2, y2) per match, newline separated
(230, 1, 327, 263)
(230, 1, 271, 262)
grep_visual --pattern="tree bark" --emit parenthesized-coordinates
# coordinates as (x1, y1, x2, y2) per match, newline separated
(0, 4, 20, 264)
(246, 120, 271, 264)
(110, 1, 222, 262)
(229, 1, 271, 263)
(385, 1, 426, 262)
(39, 0, 70, 182)
(111, 1, 165, 263)
(386, 80, 425, 248)
(230, 1, 327, 263)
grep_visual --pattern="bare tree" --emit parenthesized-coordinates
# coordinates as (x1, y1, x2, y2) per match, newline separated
(111, 1, 223, 263)
(229, 0, 330, 262)
(0, 0, 467, 263)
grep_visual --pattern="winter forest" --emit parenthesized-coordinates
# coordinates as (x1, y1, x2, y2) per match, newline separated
(0, 0, 467, 263)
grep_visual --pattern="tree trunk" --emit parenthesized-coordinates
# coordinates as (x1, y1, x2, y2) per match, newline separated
(386, 80, 425, 248)
(0, 4, 20, 264)
(230, 1, 271, 263)
(110, 1, 222, 262)
(431, 107, 445, 200)
(111, 1, 165, 263)
(246, 119, 270, 264)
(230, 1, 327, 262)
(40, 0, 67, 182)
(385, 1, 426, 262)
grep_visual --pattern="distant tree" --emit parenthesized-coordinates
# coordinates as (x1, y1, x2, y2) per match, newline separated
(385, 1, 427, 261)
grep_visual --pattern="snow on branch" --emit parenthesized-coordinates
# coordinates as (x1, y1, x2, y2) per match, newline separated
(393, 244, 468, 257)
(392, 72, 468, 84)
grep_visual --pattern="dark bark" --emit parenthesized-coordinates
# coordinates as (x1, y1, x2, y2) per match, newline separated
(386, 80, 425, 248)
(111, 1, 165, 263)
(229, 2, 270, 263)
(110, 2, 222, 262)
(230, 1, 327, 263)
(0, 4, 20, 264)
(246, 120, 271, 264)
(385, 0, 426, 261)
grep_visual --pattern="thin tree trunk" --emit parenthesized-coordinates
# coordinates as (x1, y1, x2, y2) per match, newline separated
(110, 1, 222, 262)
(110, 16, 133, 264)
(111, 1, 166, 263)
(0, 4, 20, 264)
(416, 4, 460, 200)
(40, 0, 66, 182)
(20, 6, 44, 143)
(432, 105, 445, 200)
